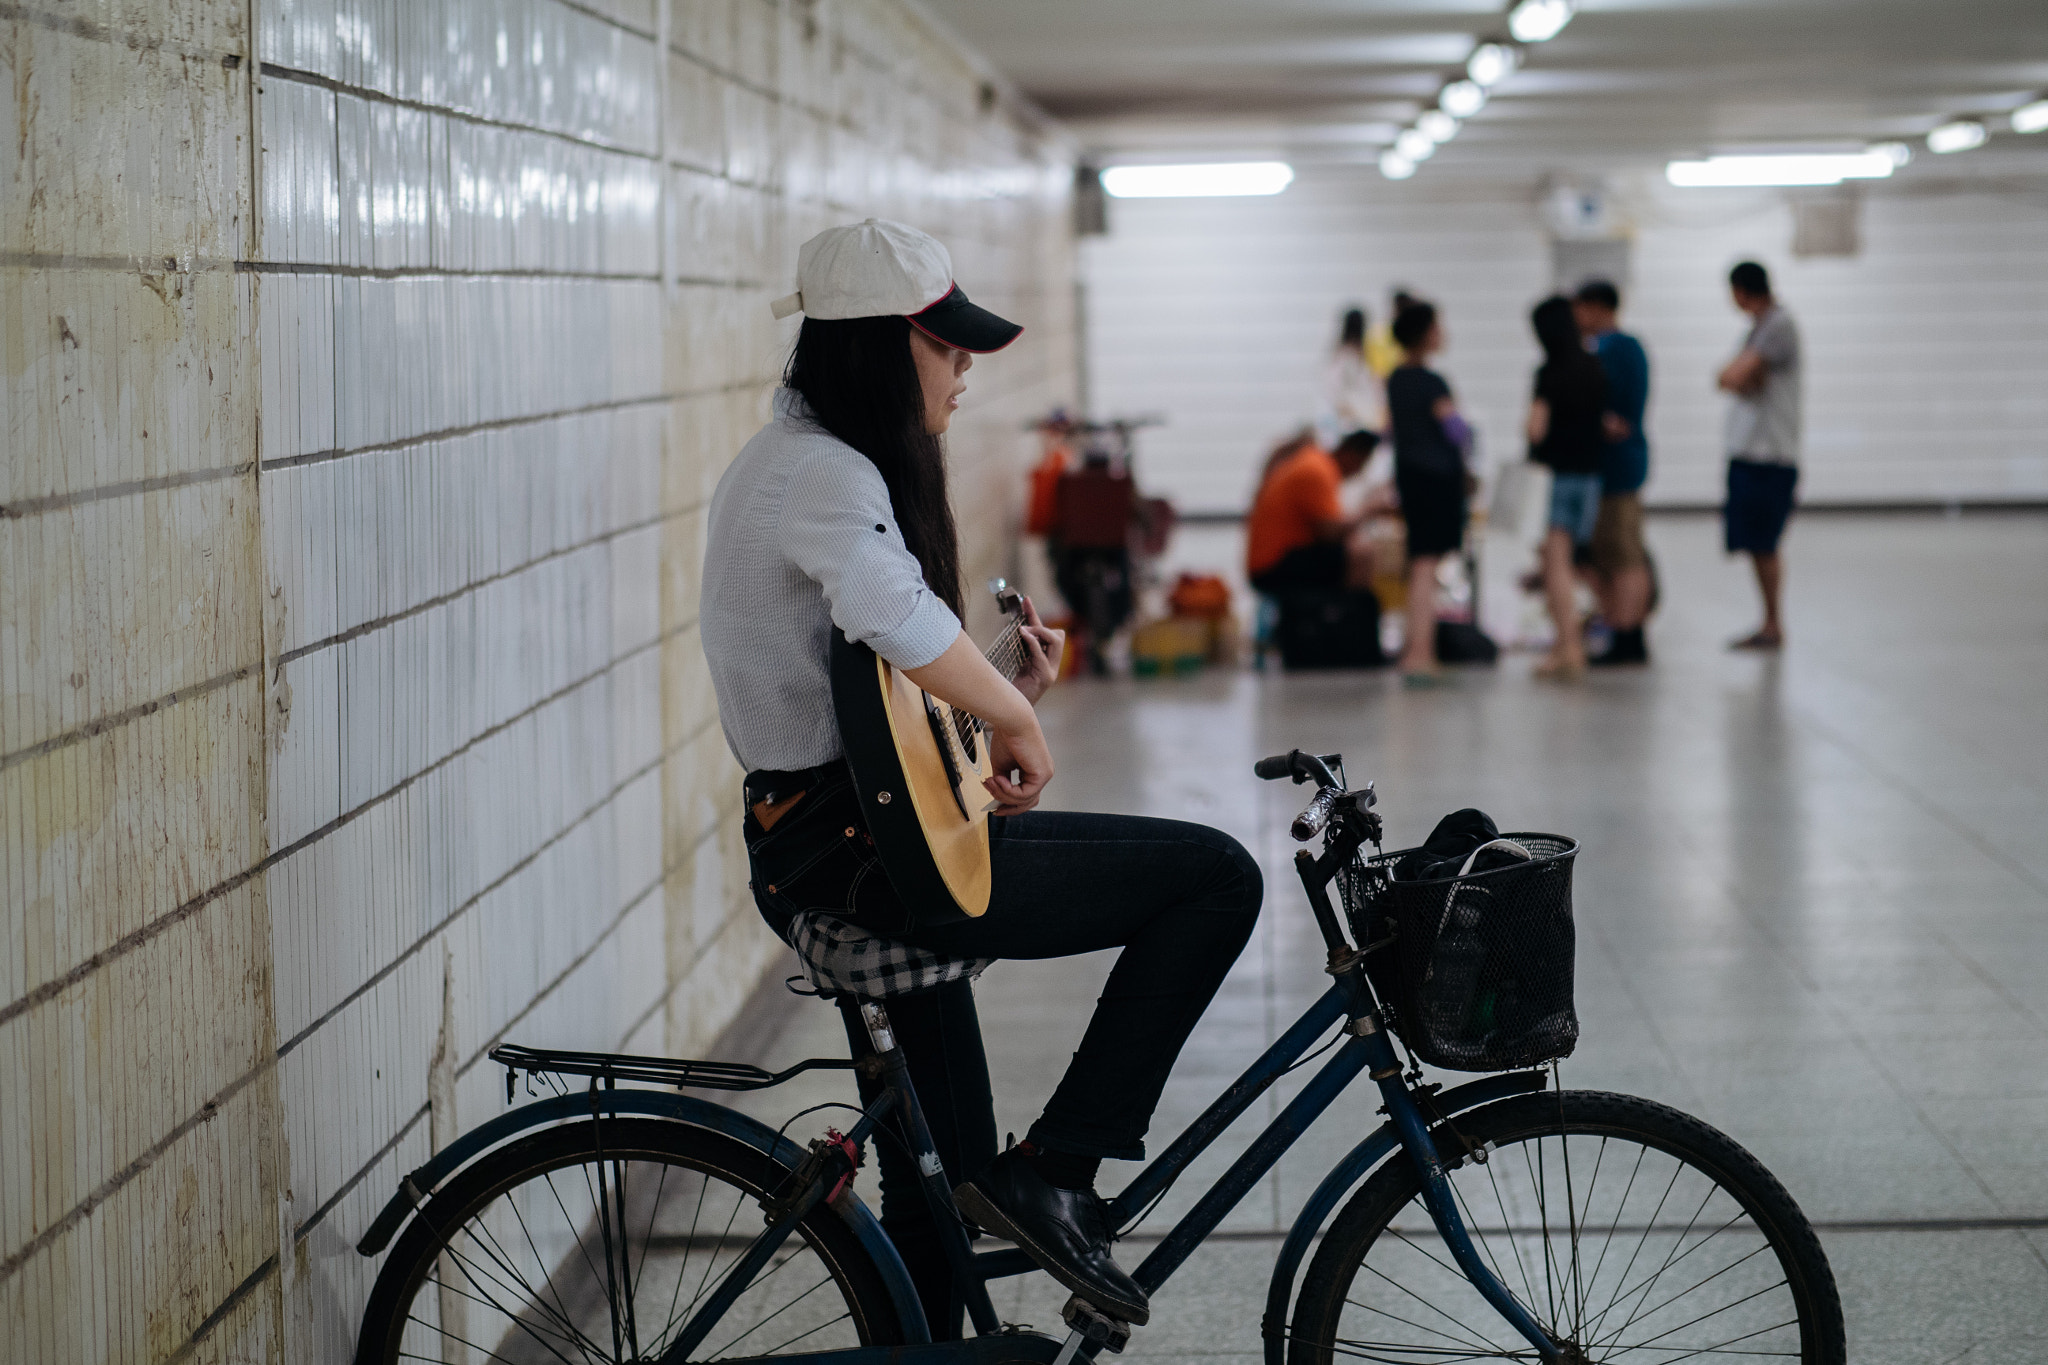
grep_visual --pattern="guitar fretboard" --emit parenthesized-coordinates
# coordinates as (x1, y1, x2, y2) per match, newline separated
(947, 615, 1028, 756)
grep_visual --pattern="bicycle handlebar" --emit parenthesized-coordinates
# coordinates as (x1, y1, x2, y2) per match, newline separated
(1254, 750, 1342, 786)
(1291, 787, 1342, 842)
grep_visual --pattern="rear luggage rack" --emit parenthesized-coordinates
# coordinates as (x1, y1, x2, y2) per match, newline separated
(490, 1043, 853, 1099)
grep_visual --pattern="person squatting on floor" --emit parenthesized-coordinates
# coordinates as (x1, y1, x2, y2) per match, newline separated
(1246, 428, 1388, 599)
(1573, 280, 1654, 666)
(1717, 260, 1803, 650)
(700, 218, 1263, 1337)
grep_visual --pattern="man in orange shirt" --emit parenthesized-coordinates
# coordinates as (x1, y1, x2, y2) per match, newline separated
(1246, 429, 1381, 596)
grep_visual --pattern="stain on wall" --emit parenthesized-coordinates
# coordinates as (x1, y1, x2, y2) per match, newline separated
(1, 0, 1075, 1358)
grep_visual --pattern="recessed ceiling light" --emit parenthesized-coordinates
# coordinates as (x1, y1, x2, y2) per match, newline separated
(1417, 110, 1460, 144)
(2011, 100, 2048, 135)
(1395, 128, 1437, 162)
(1926, 120, 1987, 154)
(1379, 151, 1417, 181)
(1440, 80, 1487, 119)
(1467, 42, 1518, 87)
(1508, 0, 1573, 44)
(1098, 162, 1296, 198)
(1665, 151, 1898, 188)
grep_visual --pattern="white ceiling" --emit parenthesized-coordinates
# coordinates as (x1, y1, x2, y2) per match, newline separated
(923, 0, 2048, 182)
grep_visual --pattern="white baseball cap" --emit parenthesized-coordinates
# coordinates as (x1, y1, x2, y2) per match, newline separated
(770, 218, 1022, 353)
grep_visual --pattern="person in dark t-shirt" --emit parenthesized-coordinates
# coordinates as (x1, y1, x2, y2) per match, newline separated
(1386, 301, 1471, 685)
(1525, 295, 1608, 679)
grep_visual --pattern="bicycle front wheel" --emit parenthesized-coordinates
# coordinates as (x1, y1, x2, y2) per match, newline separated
(1290, 1090, 1845, 1364)
(355, 1118, 909, 1364)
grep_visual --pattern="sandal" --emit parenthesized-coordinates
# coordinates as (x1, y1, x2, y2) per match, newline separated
(1401, 668, 1449, 689)
(1728, 631, 1783, 652)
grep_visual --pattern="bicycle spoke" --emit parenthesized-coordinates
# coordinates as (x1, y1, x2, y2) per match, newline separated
(1608, 1277, 1793, 1356)
(708, 1271, 835, 1357)
(1592, 1198, 1747, 1348)
(1348, 1256, 1513, 1356)
(404, 1306, 559, 1365)
(1370, 1231, 1515, 1353)
(754, 1308, 857, 1358)
(1475, 1149, 1545, 1322)
(652, 1165, 716, 1352)
(1579, 1154, 1688, 1345)
(500, 1187, 605, 1359)
(1343, 1285, 1523, 1365)
(1581, 1136, 1648, 1308)
(462, 1205, 612, 1360)
(438, 1219, 607, 1363)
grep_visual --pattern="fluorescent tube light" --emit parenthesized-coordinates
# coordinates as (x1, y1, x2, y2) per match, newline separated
(1926, 120, 1986, 154)
(1440, 80, 1488, 119)
(2013, 100, 2048, 135)
(1379, 151, 1417, 181)
(1871, 141, 1912, 167)
(1417, 110, 1460, 143)
(1467, 42, 1518, 87)
(1099, 161, 1296, 198)
(1508, 0, 1573, 44)
(1395, 128, 1437, 162)
(1664, 152, 1897, 188)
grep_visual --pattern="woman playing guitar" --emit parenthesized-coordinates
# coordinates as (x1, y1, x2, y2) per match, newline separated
(699, 219, 1262, 1338)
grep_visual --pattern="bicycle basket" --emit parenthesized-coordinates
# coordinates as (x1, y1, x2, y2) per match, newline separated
(1344, 834, 1579, 1072)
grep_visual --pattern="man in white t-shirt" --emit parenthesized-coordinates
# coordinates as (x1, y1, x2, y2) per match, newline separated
(1716, 260, 1802, 650)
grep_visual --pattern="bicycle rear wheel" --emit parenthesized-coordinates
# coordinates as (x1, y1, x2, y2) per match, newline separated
(1289, 1090, 1845, 1364)
(355, 1118, 909, 1364)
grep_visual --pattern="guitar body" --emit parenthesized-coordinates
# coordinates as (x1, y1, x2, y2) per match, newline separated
(829, 588, 1024, 925)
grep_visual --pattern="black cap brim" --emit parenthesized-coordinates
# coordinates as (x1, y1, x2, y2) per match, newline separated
(907, 284, 1023, 353)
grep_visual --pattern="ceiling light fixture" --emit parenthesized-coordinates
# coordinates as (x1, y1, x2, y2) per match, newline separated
(1395, 128, 1437, 162)
(1440, 80, 1488, 119)
(1417, 110, 1460, 143)
(1925, 120, 1987, 154)
(2009, 99, 2048, 135)
(1872, 141, 1912, 167)
(1507, 0, 1573, 44)
(1099, 161, 1296, 198)
(1467, 42, 1518, 87)
(1664, 151, 1898, 188)
(1379, 151, 1417, 180)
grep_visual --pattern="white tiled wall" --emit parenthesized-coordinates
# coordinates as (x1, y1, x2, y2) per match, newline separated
(2, 0, 1074, 1359)
(1083, 169, 2048, 515)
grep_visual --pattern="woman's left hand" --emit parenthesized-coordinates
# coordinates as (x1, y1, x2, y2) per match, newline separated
(1012, 596, 1066, 704)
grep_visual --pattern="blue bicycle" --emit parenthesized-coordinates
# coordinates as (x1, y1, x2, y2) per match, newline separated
(353, 751, 1846, 1364)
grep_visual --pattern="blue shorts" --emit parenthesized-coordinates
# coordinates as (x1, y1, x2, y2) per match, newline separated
(1547, 472, 1604, 546)
(1724, 459, 1798, 555)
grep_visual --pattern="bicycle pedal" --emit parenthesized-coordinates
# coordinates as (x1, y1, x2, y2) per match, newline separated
(1060, 1295, 1132, 1353)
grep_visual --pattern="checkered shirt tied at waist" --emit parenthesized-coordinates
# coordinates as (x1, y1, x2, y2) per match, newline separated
(786, 912, 992, 999)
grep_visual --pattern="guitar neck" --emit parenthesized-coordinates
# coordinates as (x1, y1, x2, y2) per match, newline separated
(984, 619, 1027, 680)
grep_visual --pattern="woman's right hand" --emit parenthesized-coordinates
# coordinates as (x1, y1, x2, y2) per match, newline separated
(986, 718, 1053, 816)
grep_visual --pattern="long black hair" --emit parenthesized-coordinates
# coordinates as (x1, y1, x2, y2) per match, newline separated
(1530, 295, 1591, 368)
(784, 315, 964, 618)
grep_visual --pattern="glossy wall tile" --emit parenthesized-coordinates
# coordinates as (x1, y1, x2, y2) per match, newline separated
(2, 0, 1075, 1358)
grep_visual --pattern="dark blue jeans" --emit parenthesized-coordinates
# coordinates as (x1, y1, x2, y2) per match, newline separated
(824, 809, 1263, 1335)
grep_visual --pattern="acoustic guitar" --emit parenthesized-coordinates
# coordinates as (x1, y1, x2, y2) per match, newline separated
(829, 581, 1031, 925)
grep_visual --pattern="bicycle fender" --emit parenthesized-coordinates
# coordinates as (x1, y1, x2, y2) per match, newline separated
(1259, 1070, 1549, 1365)
(352, 1088, 931, 1345)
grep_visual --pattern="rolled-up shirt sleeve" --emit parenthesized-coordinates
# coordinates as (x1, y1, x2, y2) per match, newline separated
(779, 451, 962, 669)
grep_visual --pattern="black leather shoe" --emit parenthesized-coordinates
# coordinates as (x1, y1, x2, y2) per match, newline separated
(954, 1149, 1150, 1325)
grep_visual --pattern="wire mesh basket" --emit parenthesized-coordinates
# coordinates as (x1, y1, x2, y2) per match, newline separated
(1343, 834, 1580, 1072)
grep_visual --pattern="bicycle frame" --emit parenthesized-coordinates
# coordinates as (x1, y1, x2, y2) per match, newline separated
(658, 777, 1567, 1364)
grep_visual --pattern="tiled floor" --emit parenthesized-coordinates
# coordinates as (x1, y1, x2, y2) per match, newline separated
(734, 511, 2048, 1362)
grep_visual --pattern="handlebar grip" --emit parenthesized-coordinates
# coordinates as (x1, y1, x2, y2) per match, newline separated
(1254, 753, 1297, 781)
(1292, 787, 1342, 841)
